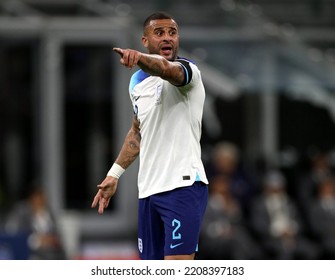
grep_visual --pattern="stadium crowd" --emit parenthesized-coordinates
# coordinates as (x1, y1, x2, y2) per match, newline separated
(200, 141, 335, 260)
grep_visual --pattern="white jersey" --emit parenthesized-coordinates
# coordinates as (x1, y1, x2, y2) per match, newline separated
(129, 58, 208, 198)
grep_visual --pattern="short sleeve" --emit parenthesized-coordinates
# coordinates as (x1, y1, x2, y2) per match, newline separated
(175, 59, 193, 86)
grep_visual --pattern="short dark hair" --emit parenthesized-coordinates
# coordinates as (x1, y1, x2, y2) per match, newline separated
(143, 12, 176, 30)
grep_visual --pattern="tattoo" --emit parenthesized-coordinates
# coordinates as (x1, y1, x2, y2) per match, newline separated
(140, 55, 163, 76)
(115, 118, 141, 169)
(138, 54, 184, 86)
(129, 140, 137, 150)
(146, 56, 162, 75)
(175, 66, 185, 86)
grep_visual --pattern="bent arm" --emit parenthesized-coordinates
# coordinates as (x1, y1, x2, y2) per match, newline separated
(115, 116, 141, 169)
(137, 53, 185, 86)
(113, 47, 185, 86)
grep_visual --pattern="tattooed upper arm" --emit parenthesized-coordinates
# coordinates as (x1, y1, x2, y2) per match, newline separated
(162, 62, 185, 86)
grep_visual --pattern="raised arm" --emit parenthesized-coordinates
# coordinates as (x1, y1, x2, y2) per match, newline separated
(91, 117, 141, 214)
(113, 47, 185, 86)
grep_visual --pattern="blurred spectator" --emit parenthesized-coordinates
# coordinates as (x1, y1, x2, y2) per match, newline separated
(308, 175, 335, 259)
(207, 141, 256, 216)
(5, 184, 66, 259)
(200, 174, 262, 259)
(296, 152, 333, 214)
(250, 170, 319, 259)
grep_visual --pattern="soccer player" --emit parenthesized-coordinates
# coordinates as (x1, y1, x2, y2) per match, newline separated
(91, 12, 208, 260)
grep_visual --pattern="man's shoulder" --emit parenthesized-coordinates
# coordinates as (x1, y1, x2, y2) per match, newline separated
(131, 69, 150, 81)
(129, 69, 151, 91)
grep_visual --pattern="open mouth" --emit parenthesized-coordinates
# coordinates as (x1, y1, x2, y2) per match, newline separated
(161, 46, 172, 55)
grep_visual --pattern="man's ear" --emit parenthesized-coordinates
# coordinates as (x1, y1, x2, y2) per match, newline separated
(142, 36, 148, 48)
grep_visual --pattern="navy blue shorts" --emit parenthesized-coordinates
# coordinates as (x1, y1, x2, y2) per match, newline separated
(137, 181, 208, 260)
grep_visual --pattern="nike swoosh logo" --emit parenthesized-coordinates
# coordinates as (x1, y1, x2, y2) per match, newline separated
(170, 242, 184, 249)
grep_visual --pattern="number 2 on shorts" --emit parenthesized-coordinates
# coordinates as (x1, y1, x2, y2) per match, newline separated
(172, 219, 181, 240)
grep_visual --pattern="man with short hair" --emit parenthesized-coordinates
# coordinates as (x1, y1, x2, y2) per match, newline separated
(92, 12, 208, 260)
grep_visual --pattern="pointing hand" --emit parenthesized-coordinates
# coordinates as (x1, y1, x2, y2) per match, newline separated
(113, 47, 141, 69)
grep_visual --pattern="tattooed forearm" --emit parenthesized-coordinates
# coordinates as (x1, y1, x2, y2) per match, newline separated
(138, 54, 164, 76)
(117, 131, 140, 168)
(115, 118, 141, 169)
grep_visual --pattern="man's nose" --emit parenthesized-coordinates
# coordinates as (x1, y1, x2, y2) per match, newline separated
(162, 32, 172, 40)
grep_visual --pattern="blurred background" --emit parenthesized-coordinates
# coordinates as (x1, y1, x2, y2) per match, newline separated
(1, 0, 335, 260)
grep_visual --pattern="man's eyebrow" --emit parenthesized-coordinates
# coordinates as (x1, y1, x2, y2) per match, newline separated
(153, 26, 177, 31)
(152, 24, 177, 29)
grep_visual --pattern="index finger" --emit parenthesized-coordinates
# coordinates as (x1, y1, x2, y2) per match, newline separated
(113, 47, 123, 56)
